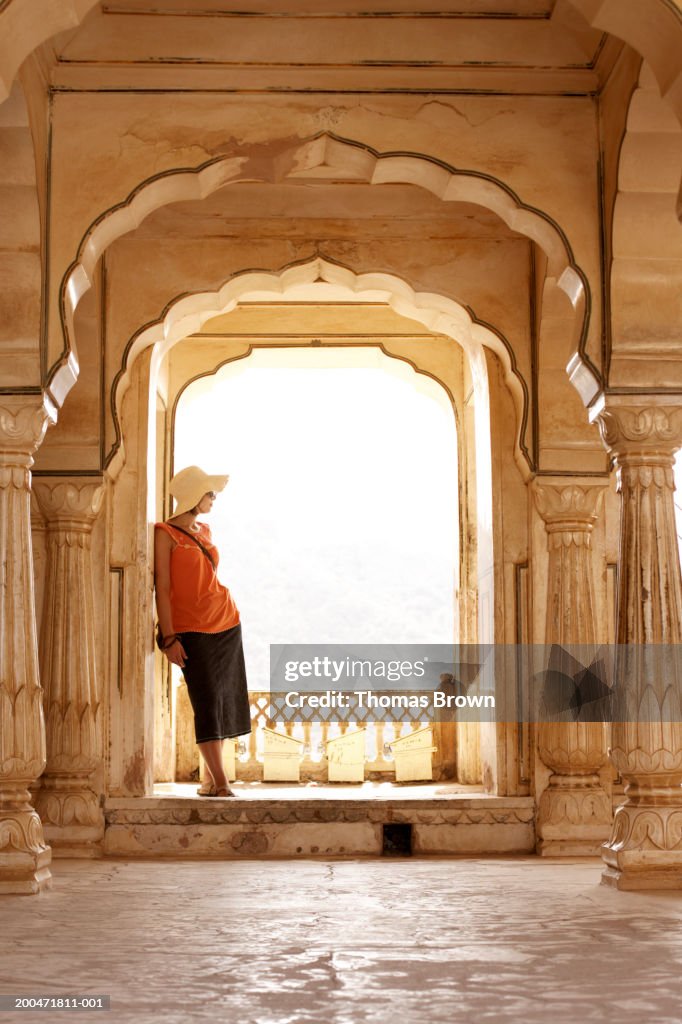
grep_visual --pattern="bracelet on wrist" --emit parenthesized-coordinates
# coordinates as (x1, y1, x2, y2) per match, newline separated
(162, 634, 179, 650)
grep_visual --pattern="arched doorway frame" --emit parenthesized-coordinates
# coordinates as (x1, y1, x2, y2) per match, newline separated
(107, 258, 522, 797)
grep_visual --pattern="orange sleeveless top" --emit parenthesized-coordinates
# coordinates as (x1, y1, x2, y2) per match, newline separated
(155, 521, 240, 634)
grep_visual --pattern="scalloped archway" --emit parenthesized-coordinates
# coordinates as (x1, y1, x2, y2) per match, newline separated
(104, 260, 510, 806)
(49, 133, 596, 411)
(105, 256, 528, 493)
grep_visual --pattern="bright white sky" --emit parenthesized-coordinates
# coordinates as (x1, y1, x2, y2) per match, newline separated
(174, 348, 458, 686)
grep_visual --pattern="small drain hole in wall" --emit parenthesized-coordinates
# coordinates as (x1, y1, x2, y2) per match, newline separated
(382, 823, 413, 856)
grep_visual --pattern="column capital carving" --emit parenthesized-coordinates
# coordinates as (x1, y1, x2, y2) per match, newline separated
(0, 394, 57, 468)
(593, 397, 682, 461)
(532, 477, 607, 534)
(33, 478, 105, 529)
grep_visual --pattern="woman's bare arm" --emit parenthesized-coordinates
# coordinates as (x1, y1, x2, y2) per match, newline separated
(154, 526, 186, 666)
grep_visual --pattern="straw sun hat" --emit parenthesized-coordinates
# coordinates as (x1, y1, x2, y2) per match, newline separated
(168, 465, 229, 517)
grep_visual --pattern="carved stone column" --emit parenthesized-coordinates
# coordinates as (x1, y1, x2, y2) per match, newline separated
(533, 479, 612, 855)
(33, 479, 106, 857)
(0, 395, 55, 894)
(596, 399, 682, 889)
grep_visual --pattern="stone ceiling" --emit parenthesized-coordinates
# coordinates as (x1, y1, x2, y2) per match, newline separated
(44, 0, 622, 95)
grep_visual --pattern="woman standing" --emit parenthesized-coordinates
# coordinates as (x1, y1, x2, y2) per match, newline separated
(154, 465, 251, 798)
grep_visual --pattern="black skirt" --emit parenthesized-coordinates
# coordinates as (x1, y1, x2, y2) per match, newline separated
(178, 623, 252, 743)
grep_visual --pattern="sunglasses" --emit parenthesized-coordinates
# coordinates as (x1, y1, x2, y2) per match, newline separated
(206, 491, 217, 500)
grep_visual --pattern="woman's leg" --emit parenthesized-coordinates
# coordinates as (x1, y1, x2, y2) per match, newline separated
(197, 739, 233, 794)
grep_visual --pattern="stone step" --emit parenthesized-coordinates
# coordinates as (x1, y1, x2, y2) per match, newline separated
(102, 784, 535, 858)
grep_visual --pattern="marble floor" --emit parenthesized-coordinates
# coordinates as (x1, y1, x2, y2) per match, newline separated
(2, 856, 682, 1024)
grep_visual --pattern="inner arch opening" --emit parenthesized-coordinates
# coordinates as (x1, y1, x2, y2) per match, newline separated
(133, 269, 498, 790)
(173, 345, 459, 687)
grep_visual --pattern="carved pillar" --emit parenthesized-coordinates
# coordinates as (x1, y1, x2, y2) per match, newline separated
(0, 396, 55, 894)
(33, 479, 106, 857)
(533, 479, 612, 855)
(596, 399, 682, 889)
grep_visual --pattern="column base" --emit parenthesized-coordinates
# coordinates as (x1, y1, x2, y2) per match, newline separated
(36, 781, 105, 859)
(601, 796, 682, 890)
(536, 774, 612, 857)
(0, 850, 52, 894)
(601, 862, 682, 890)
(0, 788, 52, 895)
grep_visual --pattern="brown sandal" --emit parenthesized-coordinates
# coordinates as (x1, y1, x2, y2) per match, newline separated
(214, 785, 236, 798)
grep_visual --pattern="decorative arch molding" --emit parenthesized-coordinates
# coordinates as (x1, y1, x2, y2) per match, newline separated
(104, 256, 532, 483)
(49, 133, 596, 410)
(0, 0, 99, 104)
(566, 0, 682, 125)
